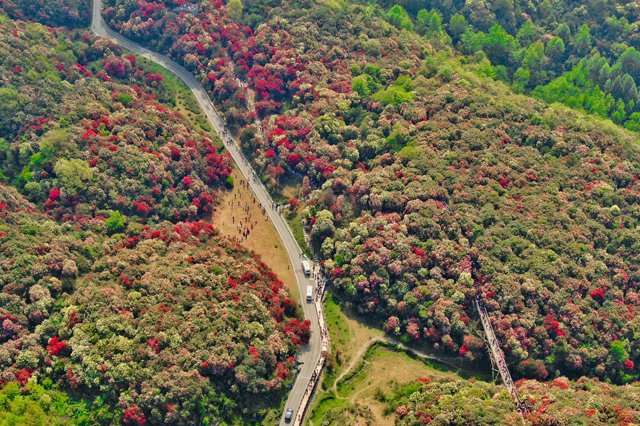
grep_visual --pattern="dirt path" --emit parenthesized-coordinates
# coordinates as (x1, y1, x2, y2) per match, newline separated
(332, 336, 483, 396)
(332, 337, 385, 394)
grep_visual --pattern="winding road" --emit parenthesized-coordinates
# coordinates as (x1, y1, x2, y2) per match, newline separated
(90, 2, 323, 424)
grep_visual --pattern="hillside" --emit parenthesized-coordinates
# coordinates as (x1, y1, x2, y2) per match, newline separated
(0, 16, 232, 223)
(374, 0, 640, 130)
(104, 0, 639, 384)
(386, 375, 640, 425)
(1, 0, 639, 423)
(0, 8, 306, 424)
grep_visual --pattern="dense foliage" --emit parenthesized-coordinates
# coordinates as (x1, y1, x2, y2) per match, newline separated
(0, 0, 89, 27)
(0, 182, 306, 423)
(49, 222, 307, 424)
(0, 18, 232, 223)
(0, 9, 306, 424)
(0, 380, 102, 425)
(103, 0, 640, 385)
(373, 0, 640, 130)
(385, 376, 640, 425)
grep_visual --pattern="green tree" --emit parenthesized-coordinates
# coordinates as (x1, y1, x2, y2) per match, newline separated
(53, 158, 93, 195)
(624, 112, 640, 132)
(610, 99, 627, 124)
(316, 115, 345, 144)
(448, 13, 468, 43)
(484, 23, 516, 66)
(105, 210, 126, 234)
(416, 9, 443, 37)
(352, 74, 377, 97)
(0, 381, 95, 425)
(227, 0, 243, 22)
(573, 24, 592, 56)
(619, 74, 638, 103)
(416, 9, 430, 34)
(372, 75, 415, 106)
(610, 340, 628, 362)
(513, 67, 530, 93)
(554, 23, 571, 45)
(522, 40, 547, 86)
(545, 36, 565, 61)
(517, 20, 540, 47)
(463, 0, 495, 31)
(310, 209, 335, 247)
(618, 47, 640, 81)
(385, 5, 413, 31)
(491, 0, 515, 32)
(584, 86, 615, 118)
(364, 64, 381, 80)
(538, 0, 553, 19)
(0, 87, 27, 137)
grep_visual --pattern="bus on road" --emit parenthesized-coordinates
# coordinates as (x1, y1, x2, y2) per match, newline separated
(302, 260, 311, 276)
(306, 285, 313, 302)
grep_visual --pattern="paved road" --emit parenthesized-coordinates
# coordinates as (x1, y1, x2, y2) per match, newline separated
(90, 2, 323, 424)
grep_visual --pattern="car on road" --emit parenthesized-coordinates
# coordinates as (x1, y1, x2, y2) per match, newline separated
(284, 408, 294, 423)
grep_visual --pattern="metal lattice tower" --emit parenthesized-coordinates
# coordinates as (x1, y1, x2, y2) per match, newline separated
(475, 295, 528, 414)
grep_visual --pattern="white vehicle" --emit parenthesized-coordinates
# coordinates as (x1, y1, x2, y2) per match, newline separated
(306, 285, 314, 302)
(284, 408, 293, 423)
(302, 260, 312, 276)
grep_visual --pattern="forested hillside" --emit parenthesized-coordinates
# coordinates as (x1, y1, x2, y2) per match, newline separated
(0, 16, 232, 222)
(0, 8, 306, 424)
(375, 0, 640, 130)
(0, 0, 89, 27)
(2, 0, 639, 423)
(385, 375, 640, 425)
(104, 0, 639, 386)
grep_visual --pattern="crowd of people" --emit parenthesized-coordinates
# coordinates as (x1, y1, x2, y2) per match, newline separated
(226, 179, 262, 242)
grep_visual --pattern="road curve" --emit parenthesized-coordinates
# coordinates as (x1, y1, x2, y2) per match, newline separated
(90, 2, 323, 424)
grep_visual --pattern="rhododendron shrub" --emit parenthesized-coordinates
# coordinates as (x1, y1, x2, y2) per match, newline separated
(0, 184, 304, 422)
(102, 0, 304, 132)
(386, 376, 640, 426)
(0, 184, 98, 386)
(0, 17, 231, 223)
(0, 0, 89, 27)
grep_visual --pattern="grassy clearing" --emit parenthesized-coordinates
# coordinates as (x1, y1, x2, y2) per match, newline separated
(286, 211, 313, 258)
(322, 295, 383, 387)
(311, 345, 465, 425)
(309, 394, 347, 425)
(310, 295, 486, 425)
